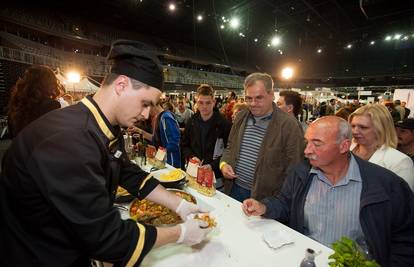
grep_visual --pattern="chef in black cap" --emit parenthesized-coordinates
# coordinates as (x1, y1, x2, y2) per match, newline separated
(0, 40, 211, 267)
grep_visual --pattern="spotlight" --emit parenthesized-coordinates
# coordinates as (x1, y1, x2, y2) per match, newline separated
(168, 3, 176, 11)
(66, 71, 81, 83)
(384, 35, 392, 41)
(197, 15, 203, 21)
(317, 48, 322, 53)
(345, 44, 352, 49)
(402, 36, 409, 41)
(393, 34, 402, 40)
(281, 67, 294, 80)
(369, 41, 375, 45)
(230, 17, 240, 29)
(254, 38, 258, 42)
(270, 36, 281, 47)
(220, 24, 225, 29)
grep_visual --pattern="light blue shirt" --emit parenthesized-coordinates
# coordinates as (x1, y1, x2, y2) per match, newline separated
(304, 154, 363, 247)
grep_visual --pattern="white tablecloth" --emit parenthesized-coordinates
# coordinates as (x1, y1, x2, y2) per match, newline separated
(129, 162, 333, 266)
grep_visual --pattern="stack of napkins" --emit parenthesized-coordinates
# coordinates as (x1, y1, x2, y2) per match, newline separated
(262, 229, 294, 249)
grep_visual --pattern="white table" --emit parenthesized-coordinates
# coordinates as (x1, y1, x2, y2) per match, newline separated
(130, 162, 333, 266)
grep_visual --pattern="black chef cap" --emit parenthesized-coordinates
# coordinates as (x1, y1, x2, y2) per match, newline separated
(107, 39, 164, 91)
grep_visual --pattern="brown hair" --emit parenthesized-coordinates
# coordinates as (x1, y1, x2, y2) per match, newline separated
(279, 91, 303, 117)
(197, 84, 214, 97)
(7, 65, 61, 135)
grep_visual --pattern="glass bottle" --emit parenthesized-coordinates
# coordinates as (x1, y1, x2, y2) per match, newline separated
(300, 248, 316, 267)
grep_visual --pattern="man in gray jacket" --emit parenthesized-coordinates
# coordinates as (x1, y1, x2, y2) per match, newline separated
(243, 116, 414, 267)
(220, 73, 304, 201)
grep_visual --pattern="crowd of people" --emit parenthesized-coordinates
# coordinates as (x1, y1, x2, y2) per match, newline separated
(1, 40, 413, 267)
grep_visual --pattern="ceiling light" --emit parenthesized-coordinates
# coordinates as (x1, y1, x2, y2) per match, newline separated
(229, 17, 240, 29)
(270, 36, 281, 47)
(384, 35, 392, 41)
(369, 41, 375, 45)
(393, 34, 402, 40)
(168, 3, 176, 11)
(239, 32, 245, 37)
(317, 48, 322, 53)
(281, 67, 294, 80)
(220, 24, 225, 29)
(254, 38, 258, 42)
(197, 15, 203, 21)
(346, 44, 352, 49)
(402, 36, 409, 41)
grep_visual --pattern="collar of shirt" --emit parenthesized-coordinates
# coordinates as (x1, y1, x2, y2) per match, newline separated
(83, 95, 120, 140)
(309, 154, 362, 187)
(247, 111, 273, 126)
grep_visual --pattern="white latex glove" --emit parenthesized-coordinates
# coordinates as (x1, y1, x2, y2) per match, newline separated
(175, 199, 208, 220)
(176, 218, 211, 245)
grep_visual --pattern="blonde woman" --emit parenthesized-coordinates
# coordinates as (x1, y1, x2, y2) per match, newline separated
(349, 104, 414, 191)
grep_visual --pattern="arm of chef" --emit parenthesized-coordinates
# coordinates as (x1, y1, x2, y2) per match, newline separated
(28, 130, 156, 266)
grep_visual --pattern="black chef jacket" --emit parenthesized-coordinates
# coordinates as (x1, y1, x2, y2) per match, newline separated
(0, 96, 159, 267)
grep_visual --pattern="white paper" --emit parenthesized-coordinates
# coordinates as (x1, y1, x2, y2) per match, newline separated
(262, 229, 294, 249)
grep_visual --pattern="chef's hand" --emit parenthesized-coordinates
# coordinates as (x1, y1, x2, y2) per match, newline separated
(221, 164, 237, 179)
(242, 198, 266, 216)
(177, 218, 211, 245)
(175, 199, 209, 220)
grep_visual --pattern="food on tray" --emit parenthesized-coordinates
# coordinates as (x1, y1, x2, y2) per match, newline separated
(129, 190, 196, 226)
(187, 175, 216, 197)
(194, 213, 217, 228)
(159, 169, 184, 182)
(116, 186, 129, 197)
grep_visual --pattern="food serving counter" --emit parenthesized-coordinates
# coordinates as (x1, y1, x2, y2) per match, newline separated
(120, 163, 333, 267)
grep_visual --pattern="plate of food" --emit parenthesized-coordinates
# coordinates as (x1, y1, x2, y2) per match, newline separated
(152, 168, 187, 188)
(129, 189, 196, 226)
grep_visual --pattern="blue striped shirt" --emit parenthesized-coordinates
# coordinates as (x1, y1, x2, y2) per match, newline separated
(304, 154, 363, 247)
(235, 113, 271, 190)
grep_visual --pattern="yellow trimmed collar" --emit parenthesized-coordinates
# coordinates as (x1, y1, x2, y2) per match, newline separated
(81, 97, 116, 141)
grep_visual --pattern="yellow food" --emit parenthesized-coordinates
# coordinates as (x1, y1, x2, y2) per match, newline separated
(187, 175, 216, 196)
(159, 169, 184, 181)
(194, 214, 217, 228)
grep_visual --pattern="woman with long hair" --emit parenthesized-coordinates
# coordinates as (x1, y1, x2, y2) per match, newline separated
(349, 104, 414, 191)
(7, 65, 61, 138)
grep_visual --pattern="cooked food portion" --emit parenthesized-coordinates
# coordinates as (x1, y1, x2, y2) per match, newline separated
(129, 190, 196, 226)
(116, 186, 129, 196)
(194, 214, 217, 228)
(159, 169, 184, 182)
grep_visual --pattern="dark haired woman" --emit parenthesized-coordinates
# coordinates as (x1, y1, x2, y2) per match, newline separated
(7, 65, 61, 138)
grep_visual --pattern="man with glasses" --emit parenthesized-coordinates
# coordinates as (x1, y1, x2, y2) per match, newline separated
(220, 73, 304, 202)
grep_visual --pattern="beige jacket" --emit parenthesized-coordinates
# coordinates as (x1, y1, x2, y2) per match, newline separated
(221, 103, 304, 200)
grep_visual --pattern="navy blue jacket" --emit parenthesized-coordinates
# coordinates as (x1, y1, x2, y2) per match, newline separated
(262, 155, 414, 267)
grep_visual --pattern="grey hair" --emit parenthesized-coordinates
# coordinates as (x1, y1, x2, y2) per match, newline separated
(337, 119, 352, 143)
(244, 72, 274, 93)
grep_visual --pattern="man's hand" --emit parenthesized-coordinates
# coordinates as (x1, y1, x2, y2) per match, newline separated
(221, 164, 237, 179)
(175, 199, 208, 220)
(242, 198, 266, 216)
(177, 218, 212, 245)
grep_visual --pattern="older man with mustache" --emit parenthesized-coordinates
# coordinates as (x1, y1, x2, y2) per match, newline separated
(242, 116, 414, 267)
